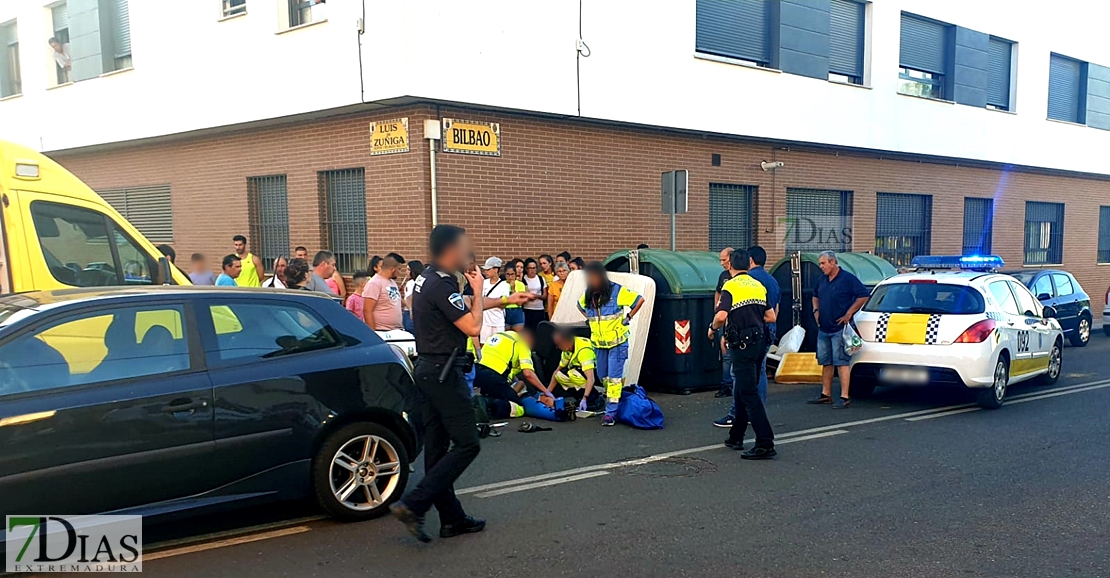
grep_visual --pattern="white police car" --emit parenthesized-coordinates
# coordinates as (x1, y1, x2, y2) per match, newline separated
(850, 256, 1064, 409)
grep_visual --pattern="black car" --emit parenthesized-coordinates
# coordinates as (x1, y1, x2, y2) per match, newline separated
(0, 287, 417, 526)
(1003, 269, 1093, 347)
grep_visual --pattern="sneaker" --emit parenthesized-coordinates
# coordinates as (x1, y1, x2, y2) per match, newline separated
(740, 447, 777, 460)
(439, 515, 486, 539)
(390, 502, 431, 543)
(602, 415, 616, 427)
(833, 397, 851, 409)
(712, 416, 734, 428)
(724, 438, 744, 450)
(806, 394, 833, 405)
(714, 387, 733, 398)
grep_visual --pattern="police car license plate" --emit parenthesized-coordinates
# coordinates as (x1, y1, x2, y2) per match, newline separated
(879, 367, 930, 384)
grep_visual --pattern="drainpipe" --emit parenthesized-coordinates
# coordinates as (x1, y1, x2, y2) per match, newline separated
(424, 119, 442, 227)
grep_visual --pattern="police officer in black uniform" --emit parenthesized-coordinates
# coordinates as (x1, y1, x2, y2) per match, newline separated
(390, 225, 530, 543)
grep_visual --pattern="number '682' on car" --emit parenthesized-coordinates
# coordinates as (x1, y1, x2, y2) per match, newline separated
(0, 286, 418, 528)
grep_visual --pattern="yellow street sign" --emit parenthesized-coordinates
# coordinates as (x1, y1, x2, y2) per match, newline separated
(370, 117, 409, 155)
(442, 118, 501, 156)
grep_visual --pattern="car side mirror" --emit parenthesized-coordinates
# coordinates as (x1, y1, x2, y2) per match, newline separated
(1037, 293, 1051, 301)
(155, 257, 172, 286)
(1042, 306, 1057, 319)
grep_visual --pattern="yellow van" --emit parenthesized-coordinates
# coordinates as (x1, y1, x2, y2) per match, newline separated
(0, 140, 188, 293)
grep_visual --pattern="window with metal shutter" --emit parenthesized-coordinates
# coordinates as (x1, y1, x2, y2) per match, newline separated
(785, 188, 853, 254)
(97, 185, 174, 244)
(1048, 53, 1083, 123)
(318, 169, 368, 274)
(1023, 201, 1064, 265)
(52, 4, 69, 35)
(899, 13, 948, 75)
(962, 197, 993, 255)
(247, 175, 290, 272)
(114, 0, 130, 58)
(1098, 206, 1110, 264)
(829, 0, 864, 81)
(986, 38, 1011, 109)
(709, 183, 755, 252)
(695, 0, 770, 65)
(875, 192, 932, 267)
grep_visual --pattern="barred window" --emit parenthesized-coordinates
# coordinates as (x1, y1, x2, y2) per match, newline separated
(247, 175, 290, 272)
(708, 183, 755, 253)
(97, 184, 173, 243)
(875, 192, 932, 267)
(1099, 206, 1110, 264)
(785, 188, 853, 254)
(318, 168, 367, 274)
(1024, 201, 1064, 265)
(962, 197, 993, 255)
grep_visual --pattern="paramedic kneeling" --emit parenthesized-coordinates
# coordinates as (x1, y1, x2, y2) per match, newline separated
(548, 326, 602, 412)
(709, 248, 777, 460)
(474, 329, 552, 405)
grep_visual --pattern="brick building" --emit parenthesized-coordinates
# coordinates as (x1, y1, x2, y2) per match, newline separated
(2, 0, 1109, 311)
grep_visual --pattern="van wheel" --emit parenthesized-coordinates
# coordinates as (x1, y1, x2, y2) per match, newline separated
(312, 422, 409, 521)
(1037, 341, 1062, 385)
(1069, 316, 1091, 347)
(977, 357, 1009, 409)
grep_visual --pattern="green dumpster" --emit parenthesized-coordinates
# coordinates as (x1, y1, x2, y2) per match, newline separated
(770, 252, 897, 352)
(604, 249, 725, 394)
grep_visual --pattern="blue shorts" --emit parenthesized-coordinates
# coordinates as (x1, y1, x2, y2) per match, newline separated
(816, 329, 851, 367)
(504, 308, 525, 328)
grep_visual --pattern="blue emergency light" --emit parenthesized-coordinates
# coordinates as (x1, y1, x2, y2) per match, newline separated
(909, 255, 1005, 271)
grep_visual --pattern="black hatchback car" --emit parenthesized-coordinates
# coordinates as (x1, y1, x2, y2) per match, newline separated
(1003, 269, 1093, 347)
(0, 287, 417, 526)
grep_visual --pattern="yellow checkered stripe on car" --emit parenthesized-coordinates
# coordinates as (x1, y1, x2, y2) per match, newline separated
(874, 313, 942, 345)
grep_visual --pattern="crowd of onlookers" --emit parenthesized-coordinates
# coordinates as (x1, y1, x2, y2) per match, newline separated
(160, 236, 587, 338)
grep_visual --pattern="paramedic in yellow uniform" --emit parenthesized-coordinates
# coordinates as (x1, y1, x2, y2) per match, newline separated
(578, 262, 644, 427)
(473, 329, 553, 404)
(548, 326, 600, 412)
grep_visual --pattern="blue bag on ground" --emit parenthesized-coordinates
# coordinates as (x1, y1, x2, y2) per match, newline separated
(616, 385, 665, 430)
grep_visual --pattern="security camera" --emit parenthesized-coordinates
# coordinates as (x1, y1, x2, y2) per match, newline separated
(760, 161, 785, 171)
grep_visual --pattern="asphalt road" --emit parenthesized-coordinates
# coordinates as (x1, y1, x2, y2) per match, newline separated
(136, 335, 1110, 577)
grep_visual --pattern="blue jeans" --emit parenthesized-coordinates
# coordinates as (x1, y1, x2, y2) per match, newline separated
(720, 334, 733, 387)
(596, 342, 628, 418)
(402, 310, 414, 333)
(817, 329, 851, 367)
(728, 351, 767, 419)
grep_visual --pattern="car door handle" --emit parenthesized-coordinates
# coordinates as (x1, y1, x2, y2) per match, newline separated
(161, 399, 208, 414)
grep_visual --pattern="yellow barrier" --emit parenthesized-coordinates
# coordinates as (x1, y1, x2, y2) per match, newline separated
(773, 352, 824, 384)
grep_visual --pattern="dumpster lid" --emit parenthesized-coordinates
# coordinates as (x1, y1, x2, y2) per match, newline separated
(603, 249, 721, 295)
(769, 252, 897, 287)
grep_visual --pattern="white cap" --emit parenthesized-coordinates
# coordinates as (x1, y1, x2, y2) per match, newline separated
(482, 256, 504, 270)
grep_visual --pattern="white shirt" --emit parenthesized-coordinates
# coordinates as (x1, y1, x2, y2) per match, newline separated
(482, 278, 511, 326)
(404, 278, 416, 310)
(523, 275, 545, 310)
(262, 275, 286, 289)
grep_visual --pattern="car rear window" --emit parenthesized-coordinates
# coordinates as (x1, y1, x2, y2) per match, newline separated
(864, 283, 986, 315)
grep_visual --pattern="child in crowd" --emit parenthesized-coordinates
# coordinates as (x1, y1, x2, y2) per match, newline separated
(346, 271, 369, 320)
(503, 266, 526, 332)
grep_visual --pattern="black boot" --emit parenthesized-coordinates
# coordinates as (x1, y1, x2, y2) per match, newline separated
(440, 515, 486, 538)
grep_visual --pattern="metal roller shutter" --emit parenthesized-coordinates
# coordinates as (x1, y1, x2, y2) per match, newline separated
(248, 175, 291, 271)
(875, 192, 932, 267)
(899, 13, 947, 74)
(696, 0, 771, 64)
(1048, 54, 1082, 123)
(829, 0, 864, 79)
(709, 183, 755, 253)
(1098, 206, 1110, 264)
(97, 185, 174, 244)
(319, 169, 368, 274)
(986, 38, 1011, 109)
(785, 188, 853, 254)
(114, 0, 131, 58)
(962, 197, 993, 255)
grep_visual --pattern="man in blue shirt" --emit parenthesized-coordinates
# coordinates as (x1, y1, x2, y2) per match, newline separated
(714, 246, 780, 428)
(807, 250, 870, 409)
(215, 254, 242, 287)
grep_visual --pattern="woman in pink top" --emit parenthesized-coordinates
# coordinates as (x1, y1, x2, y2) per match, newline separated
(345, 272, 369, 319)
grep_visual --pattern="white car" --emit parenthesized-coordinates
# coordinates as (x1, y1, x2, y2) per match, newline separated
(850, 261, 1064, 409)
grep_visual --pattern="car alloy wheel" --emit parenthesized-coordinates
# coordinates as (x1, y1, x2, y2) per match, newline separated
(329, 434, 403, 512)
(1077, 318, 1090, 345)
(977, 358, 1009, 409)
(1047, 345, 1061, 380)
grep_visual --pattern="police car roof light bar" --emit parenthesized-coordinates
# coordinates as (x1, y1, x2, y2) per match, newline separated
(909, 255, 1005, 271)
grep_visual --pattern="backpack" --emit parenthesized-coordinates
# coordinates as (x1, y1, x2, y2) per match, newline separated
(616, 385, 665, 430)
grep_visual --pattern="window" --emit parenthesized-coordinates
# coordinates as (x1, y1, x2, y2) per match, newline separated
(1098, 206, 1110, 263)
(205, 302, 336, 365)
(0, 305, 190, 396)
(31, 201, 157, 287)
(898, 13, 949, 100)
(875, 192, 932, 267)
(285, 0, 324, 29)
(1031, 275, 1054, 300)
(1048, 53, 1085, 123)
(708, 183, 755, 252)
(962, 197, 993, 255)
(1008, 280, 1041, 318)
(1024, 201, 1064, 265)
(54, 0, 130, 83)
(828, 0, 865, 84)
(222, 0, 246, 17)
(695, 0, 770, 66)
(0, 20, 19, 97)
(987, 281, 1019, 316)
(1051, 274, 1074, 297)
(111, 0, 131, 70)
(864, 283, 985, 315)
(318, 168, 367, 274)
(49, 3, 69, 85)
(987, 37, 1012, 110)
(97, 185, 173, 243)
(247, 175, 290, 272)
(785, 188, 853, 254)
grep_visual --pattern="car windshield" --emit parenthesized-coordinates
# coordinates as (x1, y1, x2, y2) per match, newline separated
(864, 283, 986, 315)
(1004, 271, 1038, 285)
